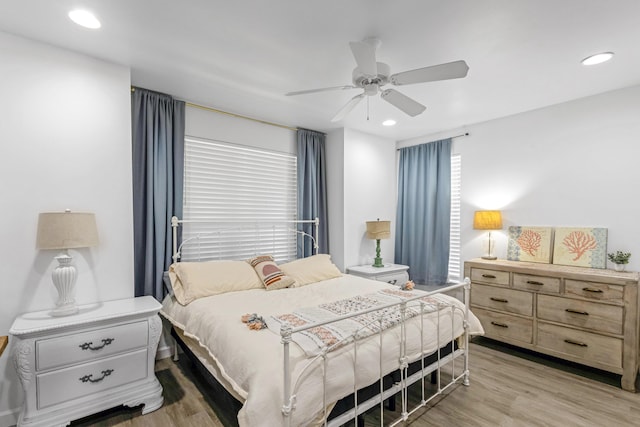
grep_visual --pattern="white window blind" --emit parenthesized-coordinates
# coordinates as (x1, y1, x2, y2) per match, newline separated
(181, 136, 297, 262)
(448, 154, 462, 281)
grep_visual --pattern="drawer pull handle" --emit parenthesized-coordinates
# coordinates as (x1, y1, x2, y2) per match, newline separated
(582, 287, 603, 293)
(79, 338, 115, 351)
(387, 279, 397, 285)
(490, 321, 509, 328)
(526, 280, 544, 286)
(564, 339, 588, 347)
(565, 308, 589, 316)
(79, 369, 114, 383)
(482, 274, 497, 279)
(490, 297, 509, 303)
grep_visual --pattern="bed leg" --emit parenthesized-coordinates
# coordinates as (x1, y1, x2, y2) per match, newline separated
(173, 338, 180, 362)
(463, 370, 470, 386)
(357, 414, 365, 427)
(386, 395, 396, 411)
(430, 371, 438, 384)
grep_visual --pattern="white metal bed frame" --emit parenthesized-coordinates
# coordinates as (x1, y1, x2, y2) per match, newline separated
(169, 216, 471, 427)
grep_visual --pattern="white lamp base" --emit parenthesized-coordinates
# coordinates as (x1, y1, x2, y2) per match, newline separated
(50, 252, 79, 317)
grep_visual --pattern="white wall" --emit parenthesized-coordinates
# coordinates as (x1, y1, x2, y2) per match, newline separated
(0, 32, 133, 425)
(186, 105, 296, 154)
(401, 84, 640, 275)
(327, 129, 397, 271)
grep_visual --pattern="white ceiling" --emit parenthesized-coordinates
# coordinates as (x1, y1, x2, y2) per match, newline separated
(2, 0, 640, 140)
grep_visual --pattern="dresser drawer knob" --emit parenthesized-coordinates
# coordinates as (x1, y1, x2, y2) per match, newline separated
(565, 308, 589, 316)
(582, 287, 603, 293)
(79, 338, 115, 351)
(482, 274, 497, 279)
(490, 297, 509, 303)
(79, 369, 114, 383)
(526, 280, 544, 286)
(490, 321, 509, 328)
(564, 339, 588, 347)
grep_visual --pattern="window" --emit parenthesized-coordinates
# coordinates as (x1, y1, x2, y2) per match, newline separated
(448, 154, 461, 281)
(181, 136, 297, 262)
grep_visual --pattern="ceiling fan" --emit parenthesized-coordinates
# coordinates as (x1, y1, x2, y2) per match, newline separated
(286, 37, 469, 122)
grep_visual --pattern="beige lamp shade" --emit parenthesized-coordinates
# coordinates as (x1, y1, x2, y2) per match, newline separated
(36, 211, 99, 250)
(473, 210, 503, 230)
(366, 220, 391, 240)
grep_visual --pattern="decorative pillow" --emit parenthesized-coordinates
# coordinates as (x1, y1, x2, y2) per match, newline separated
(280, 254, 342, 287)
(248, 255, 296, 291)
(169, 260, 263, 305)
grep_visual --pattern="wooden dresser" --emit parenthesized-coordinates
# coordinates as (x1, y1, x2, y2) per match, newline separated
(465, 258, 640, 391)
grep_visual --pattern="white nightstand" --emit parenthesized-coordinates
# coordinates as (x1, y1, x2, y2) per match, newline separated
(347, 263, 410, 286)
(10, 296, 164, 427)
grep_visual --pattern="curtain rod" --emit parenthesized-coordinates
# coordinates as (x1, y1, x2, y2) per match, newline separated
(131, 87, 298, 132)
(396, 132, 470, 150)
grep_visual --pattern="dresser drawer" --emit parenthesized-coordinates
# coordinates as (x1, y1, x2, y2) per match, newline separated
(472, 307, 533, 344)
(513, 273, 560, 294)
(37, 348, 148, 409)
(537, 322, 623, 371)
(564, 280, 623, 304)
(470, 268, 509, 287)
(471, 284, 533, 316)
(375, 271, 409, 286)
(36, 321, 149, 371)
(537, 294, 623, 335)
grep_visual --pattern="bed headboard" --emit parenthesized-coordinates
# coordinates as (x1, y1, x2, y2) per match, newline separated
(170, 216, 319, 263)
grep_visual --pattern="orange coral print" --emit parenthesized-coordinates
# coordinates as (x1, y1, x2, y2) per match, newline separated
(562, 231, 597, 261)
(517, 230, 542, 256)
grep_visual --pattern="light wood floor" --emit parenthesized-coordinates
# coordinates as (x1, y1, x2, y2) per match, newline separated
(71, 339, 640, 426)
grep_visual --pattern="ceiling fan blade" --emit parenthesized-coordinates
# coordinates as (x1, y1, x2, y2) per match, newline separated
(331, 93, 365, 122)
(349, 41, 378, 77)
(380, 89, 426, 117)
(285, 85, 356, 96)
(390, 60, 469, 86)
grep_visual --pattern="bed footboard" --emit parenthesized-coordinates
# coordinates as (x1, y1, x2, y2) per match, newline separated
(280, 278, 472, 427)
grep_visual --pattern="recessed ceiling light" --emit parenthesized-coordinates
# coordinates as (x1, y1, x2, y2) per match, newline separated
(382, 119, 396, 126)
(68, 10, 101, 29)
(581, 52, 614, 66)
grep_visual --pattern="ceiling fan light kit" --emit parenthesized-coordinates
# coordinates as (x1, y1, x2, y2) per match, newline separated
(287, 37, 469, 121)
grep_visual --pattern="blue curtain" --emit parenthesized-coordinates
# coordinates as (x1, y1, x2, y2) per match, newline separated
(395, 139, 451, 285)
(296, 129, 329, 256)
(131, 88, 185, 300)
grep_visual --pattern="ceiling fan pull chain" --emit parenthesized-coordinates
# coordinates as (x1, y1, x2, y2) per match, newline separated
(367, 96, 370, 121)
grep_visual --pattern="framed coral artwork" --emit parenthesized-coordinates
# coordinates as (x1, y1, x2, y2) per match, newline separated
(507, 226, 554, 263)
(552, 227, 607, 269)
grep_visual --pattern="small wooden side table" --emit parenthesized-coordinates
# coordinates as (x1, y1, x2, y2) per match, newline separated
(0, 335, 7, 357)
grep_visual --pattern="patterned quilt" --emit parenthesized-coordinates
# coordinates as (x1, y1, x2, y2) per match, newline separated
(266, 288, 453, 356)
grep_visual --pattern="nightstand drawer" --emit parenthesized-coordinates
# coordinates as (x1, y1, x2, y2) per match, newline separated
(470, 268, 509, 287)
(471, 284, 533, 316)
(36, 321, 149, 371)
(537, 295, 623, 335)
(472, 308, 533, 344)
(513, 273, 560, 294)
(564, 280, 624, 304)
(37, 348, 148, 409)
(375, 271, 409, 286)
(537, 322, 623, 370)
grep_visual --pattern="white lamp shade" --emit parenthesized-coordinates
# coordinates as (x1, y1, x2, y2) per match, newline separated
(36, 212, 99, 250)
(366, 220, 391, 240)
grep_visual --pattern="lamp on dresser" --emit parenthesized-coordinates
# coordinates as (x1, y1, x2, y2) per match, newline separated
(36, 209, 99, 316)
(366, 219, 391, 267)
(473, 210, 502, 260)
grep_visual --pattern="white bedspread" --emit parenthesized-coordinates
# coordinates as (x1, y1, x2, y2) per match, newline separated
(161, 275, 483, 427)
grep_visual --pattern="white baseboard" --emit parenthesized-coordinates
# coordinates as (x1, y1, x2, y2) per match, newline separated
(0, 407, 18, 427)
(155, 343, 173, 360)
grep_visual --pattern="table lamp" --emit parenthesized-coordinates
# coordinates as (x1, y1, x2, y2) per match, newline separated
(366, 219, 391, 267)
(36, 210, 99, 316)
(473, 210, 502, 260)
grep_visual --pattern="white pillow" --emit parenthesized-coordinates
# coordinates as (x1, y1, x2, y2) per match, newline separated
(169, 260, 263, 305)
(280, 254, 342, 287)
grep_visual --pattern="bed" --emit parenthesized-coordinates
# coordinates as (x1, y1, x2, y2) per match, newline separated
(159, 217, 484, 426)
